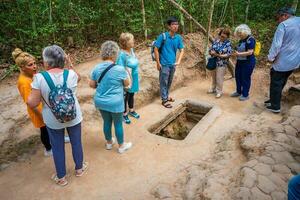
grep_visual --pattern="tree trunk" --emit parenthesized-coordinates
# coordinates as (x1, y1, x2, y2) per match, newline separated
(218, 0, 229, 26)
(141, 0, 147, 40)
(204, 0, 215, 71)
(230, 0, 235, 26)
(292, 0, 298, 12)
(166, 0, 235, 77)
(166, 0, 213, 41)
(189, 1, 193, 33)
(245, 0, 251, 23)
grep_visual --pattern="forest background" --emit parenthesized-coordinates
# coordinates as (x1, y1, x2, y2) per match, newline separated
(0, 0, 299, 80)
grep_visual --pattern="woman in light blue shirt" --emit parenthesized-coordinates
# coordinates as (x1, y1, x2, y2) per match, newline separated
(116, 33, 140, 124)
(89, 41, 132, 154)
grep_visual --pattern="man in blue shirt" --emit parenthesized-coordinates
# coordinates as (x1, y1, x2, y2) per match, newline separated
(154, 16, 184, 108)
(265, 7, 300, 113)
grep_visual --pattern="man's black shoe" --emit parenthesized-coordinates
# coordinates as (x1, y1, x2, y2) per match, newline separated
(264, 100, 271, 107)
(266, 105, 281, 113)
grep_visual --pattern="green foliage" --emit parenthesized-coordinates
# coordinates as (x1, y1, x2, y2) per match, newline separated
(0, 0, 299, 65)
(0, 65, 19, 81)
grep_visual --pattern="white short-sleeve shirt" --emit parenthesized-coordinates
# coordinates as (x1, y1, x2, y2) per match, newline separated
(31, 69, 82, 129)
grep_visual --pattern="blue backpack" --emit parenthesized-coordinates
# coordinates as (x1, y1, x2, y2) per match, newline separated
(40, 70, 77, 123)
(151, 32, 167, 61)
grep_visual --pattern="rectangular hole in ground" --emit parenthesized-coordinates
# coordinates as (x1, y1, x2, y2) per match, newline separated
(148, 101, 212, 140)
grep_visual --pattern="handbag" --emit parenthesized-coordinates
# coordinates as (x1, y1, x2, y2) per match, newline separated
(206, 57, 217, 71)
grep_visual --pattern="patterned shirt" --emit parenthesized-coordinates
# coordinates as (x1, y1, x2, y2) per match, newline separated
(210, 39, 232, 67)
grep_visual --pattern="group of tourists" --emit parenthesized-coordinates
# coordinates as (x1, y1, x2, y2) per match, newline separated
(12, 6, 300, 196)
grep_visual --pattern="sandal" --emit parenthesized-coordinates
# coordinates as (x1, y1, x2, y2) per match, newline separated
(168, 97, 175, 102)
(51, 174, 68, 186)
(162, 100, 172, 108)
(75, 162, 89, 177)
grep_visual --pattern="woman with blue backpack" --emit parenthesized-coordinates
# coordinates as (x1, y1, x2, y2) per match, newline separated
(27, 45, 87, 186)
(208, 28, 233, 98)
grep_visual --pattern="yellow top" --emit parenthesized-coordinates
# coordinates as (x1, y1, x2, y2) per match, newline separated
(17, 74, 45, 128)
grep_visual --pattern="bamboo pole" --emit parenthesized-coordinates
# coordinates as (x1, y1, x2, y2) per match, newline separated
(204, 0, 215, 73)
(245, 0, 251, 23)
(292, 0, 298, 12)
(141, 0, 148, 41)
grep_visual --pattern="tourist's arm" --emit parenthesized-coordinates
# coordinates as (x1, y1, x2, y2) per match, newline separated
(27, 88, 42, 108)
(268, 23, 285, 63)
(175, 49, 184, 66)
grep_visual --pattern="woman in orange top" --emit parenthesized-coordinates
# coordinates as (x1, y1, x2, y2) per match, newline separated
(12, 48, 52, 156)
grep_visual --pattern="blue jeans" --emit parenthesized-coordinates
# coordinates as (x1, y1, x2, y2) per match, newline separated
(99, 110, 124, 144)
(235, 61, 255, 97)
(47, 123, 83, 179)
(159, 66, 176, 101)
(288, 174, 300, 200)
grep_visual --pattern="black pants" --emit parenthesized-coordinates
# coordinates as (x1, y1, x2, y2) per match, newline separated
(40, 126, 52, 151)
(269, 68, 293, 109)
(124, 92, 135, 113)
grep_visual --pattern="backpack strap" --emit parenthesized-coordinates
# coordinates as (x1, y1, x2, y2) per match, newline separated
(40, 71, 56, 90)
(97, 63, 116, 84)
(63, 69, 69, 88)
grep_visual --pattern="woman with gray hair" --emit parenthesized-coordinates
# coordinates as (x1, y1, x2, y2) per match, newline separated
(27, 45, 87, 186)
(231, 24, 256, 101)
(89, 41, 132, 154)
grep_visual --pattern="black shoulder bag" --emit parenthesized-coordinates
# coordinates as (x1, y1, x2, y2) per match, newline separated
(97, 63, 116, 85)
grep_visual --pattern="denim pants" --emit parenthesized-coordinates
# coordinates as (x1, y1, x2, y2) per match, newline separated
(47, 123, 83, 179)
(269, 68, 293, 109)
(288, 174, 300, 200)
(159, 66, 176, 101)
(235, 61, 255, 97)
(99, 110, 124, 144)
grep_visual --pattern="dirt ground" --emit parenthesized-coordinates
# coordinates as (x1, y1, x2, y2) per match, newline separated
(0, 33, 299, 200)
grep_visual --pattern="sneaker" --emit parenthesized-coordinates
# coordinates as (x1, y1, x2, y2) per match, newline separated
(118, 142, 132, 154)
(207, 89, 216, 94)
(215, 93, 222, 98)
(123, 115, 131, 124)
(264, 100, 271, 107)
(105, 137, 115, 150)
(44, 149, 53, 157)
(128, 111, 140, 119)
(230, 92, 241, 97)
(239, 95, 249, 101)
(266, 105, 281, 113)
(64, 135, 70, 143)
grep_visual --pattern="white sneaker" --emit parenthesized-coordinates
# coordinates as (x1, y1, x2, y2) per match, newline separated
(44, 149, 53, 157)
(105, 137, 116, 150)
(215, 93, 222, 98)
(207, 89, 216, 94)
(118, 142, 132, 154)
(64, 135, 70, 143)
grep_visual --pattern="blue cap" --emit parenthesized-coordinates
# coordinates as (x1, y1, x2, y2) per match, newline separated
(277, 7, 296, 15)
